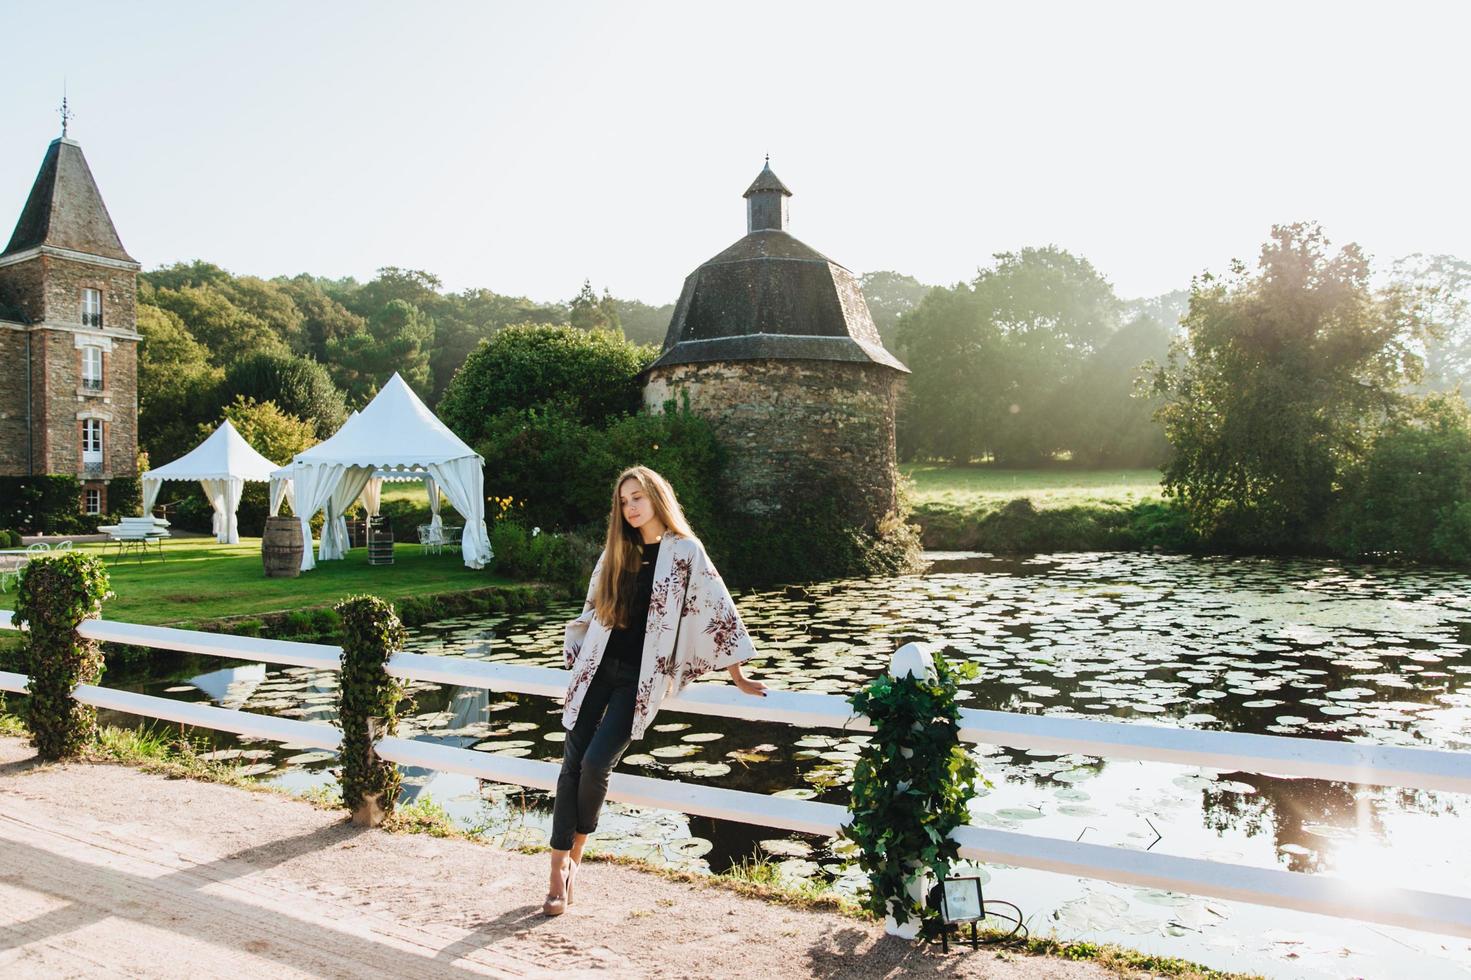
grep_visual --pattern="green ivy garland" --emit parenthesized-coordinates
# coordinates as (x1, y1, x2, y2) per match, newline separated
(336, 594, 408, 824)
(12, 553, 112, 760)
(844, 649, 979, 939)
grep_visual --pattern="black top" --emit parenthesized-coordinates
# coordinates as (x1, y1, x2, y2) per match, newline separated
(604, 540, 661, 666)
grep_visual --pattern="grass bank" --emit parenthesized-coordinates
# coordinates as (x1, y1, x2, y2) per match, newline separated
(0, 536, 566, 666)
(901, 465, 1197, 554)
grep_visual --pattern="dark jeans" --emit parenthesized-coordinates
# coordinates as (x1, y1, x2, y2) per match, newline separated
(550, 654, 639, 851)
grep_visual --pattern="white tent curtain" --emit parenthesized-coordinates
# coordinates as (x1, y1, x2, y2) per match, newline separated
(320, 466, 374, 562)
(268, 476, 294, 517)
(199, 477, 244, 544)
(293, 463, 344, 571)
(142, 478, 163, 517)
(425, 475, 442, 537)
(427, 457, 491, 568)
(362, 477, 383, 517)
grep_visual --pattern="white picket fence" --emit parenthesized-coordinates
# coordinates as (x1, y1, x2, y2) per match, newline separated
(2, 610, 1470, 939)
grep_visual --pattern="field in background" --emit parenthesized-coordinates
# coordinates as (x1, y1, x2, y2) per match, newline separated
(901, 464, 1163, 508)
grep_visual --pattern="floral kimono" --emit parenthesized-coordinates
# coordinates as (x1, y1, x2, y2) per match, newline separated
(562, 531, 755, 740)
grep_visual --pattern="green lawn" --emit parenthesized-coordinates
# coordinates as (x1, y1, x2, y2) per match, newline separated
(0, 536, 512, 626)
(902, 464, 1164, 508)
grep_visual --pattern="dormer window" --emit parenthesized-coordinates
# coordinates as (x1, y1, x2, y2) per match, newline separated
(82, 288, 103, 327)
(82, 345, 104, 392)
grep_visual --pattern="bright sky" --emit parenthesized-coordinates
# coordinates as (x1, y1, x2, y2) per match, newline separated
(2, 2, 1467, 306)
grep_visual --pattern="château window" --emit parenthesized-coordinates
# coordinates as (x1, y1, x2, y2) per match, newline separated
(82, 288, 103, 327)
(82, 345, 104, 391)
(82, 418, 103, 455)
(84, 488, 102, 515)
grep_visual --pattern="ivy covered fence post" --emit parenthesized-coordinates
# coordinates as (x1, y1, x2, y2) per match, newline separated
(336, 595, 407, 827)
(12, 552, 112, 760)
(844, 642, 980, 941)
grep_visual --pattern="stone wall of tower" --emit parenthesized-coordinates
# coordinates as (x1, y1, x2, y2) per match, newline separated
(643, 360, 903, 532)
(0, 253, 139, 484)
(0, 326, 30, 475)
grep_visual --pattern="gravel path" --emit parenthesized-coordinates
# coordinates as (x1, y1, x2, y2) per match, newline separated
(0, 736, 1110, 978)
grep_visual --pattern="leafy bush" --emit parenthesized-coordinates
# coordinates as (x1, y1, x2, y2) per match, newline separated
(475, 396, 725, 535)
(1329, 394, 1471, 563)
(0, 529, 19, 547)
(219, 351, 347, 439)
(439, 323, 655, 444)
(0, 476, 87, 534)
(108, 477, 143, 518)
(489, 521, 588, 592)
(12, 553, 112, 759)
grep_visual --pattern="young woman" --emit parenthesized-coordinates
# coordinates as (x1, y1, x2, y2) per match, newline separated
(544, 465, 767, 915)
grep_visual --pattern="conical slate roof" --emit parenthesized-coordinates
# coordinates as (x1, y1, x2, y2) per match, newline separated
(3, 138, 135, 263)
(647, 166, 908, 374)
(743, 162, 792, 198)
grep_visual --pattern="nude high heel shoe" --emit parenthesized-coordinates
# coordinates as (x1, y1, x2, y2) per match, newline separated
(542, 864, 571, 916)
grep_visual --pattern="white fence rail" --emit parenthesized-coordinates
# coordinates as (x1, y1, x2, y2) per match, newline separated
(3, 611, 1471, 939)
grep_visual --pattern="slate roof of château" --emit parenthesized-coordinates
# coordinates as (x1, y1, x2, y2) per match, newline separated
(646, 228, 909, 373)
(3, 138, 136, 263)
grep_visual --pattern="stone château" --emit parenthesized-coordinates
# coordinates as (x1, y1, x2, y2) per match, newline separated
(641, 162, 909, 535)
(0, 131, 140, 515)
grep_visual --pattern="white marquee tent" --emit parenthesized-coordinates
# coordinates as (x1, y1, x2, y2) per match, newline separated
(271, 373, 492, 571)
(141, 419, 280, 544)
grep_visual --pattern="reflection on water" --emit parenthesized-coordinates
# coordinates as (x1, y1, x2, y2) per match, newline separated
(107, 551, 1471, 977)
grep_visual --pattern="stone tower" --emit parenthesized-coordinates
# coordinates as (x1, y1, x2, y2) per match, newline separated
(0, 133, 141, 515)
(642, 162, 909, 535)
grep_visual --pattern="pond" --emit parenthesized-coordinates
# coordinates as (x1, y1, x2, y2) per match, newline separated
(104, 551, 1471, 978)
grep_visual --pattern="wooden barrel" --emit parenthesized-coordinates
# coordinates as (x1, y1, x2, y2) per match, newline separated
(262, 516, 303, 578)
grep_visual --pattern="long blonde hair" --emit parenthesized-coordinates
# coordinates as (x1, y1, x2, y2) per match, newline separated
(593, 466, 696, 628)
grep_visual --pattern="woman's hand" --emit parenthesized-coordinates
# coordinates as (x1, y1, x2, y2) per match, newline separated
(728, 664, 768, 697)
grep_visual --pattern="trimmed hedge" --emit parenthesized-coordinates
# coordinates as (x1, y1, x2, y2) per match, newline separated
(11, 552, 112, 759)
(336, 595, 407, 826)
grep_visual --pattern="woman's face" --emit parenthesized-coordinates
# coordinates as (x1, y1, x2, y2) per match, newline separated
(619, 478, 654, 531)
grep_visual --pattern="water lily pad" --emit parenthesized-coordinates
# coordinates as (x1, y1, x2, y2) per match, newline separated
(650, 744, 700, 758)
(284, 751, 335, 765)
(236, 763, 276, 777)
(759, 838, 812, 857)
(681, 732, 725, 743)
(772, 787, 817, 800)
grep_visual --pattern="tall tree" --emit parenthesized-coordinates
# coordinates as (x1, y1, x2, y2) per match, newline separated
(221, 352, 348, 439)
(1391, 253, 1471, 392)
(135, 302, 223, 462)
(1150, 223, 1425, 548)
(325, 298, 435, 402)
(859, 270, 933, 351)
(896, 247, 1120, 463)
(569, 279, 621, 333)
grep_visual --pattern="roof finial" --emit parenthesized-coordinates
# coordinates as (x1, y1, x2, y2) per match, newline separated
(764, 152, 770, 167)
(58, 84, 73, 138)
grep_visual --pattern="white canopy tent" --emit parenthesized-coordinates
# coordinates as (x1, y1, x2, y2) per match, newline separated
(141, 419, 281, 544)
(273, 373, 492, 571)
